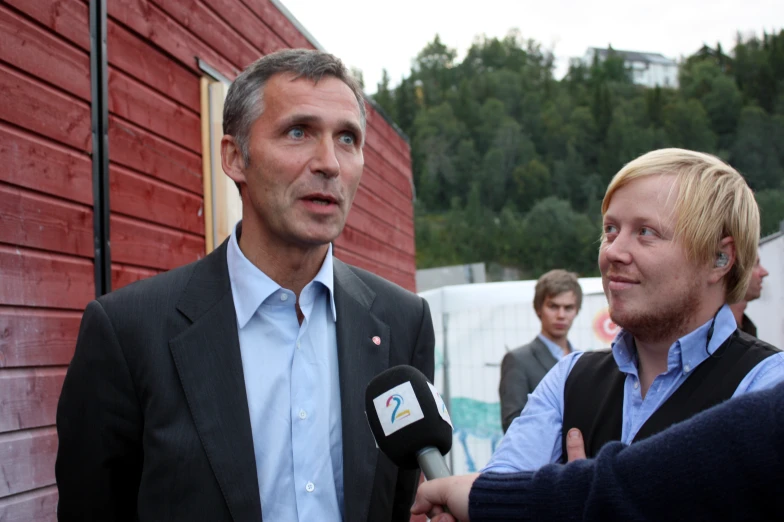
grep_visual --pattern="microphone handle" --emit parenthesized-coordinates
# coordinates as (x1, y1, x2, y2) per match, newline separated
(416, 446, 451, 480)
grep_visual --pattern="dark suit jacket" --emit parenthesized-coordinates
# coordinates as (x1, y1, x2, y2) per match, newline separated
(499, 337, 561, 433)
(740, 313, 758, 337)
(55, 240, 435, 522)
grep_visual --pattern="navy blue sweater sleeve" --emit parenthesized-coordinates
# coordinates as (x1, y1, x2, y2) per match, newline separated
(469, 383, 784, 521)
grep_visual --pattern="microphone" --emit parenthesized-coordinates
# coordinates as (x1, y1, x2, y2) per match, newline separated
(365, 365, 453, 479)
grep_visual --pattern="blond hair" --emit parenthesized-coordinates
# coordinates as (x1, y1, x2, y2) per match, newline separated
(601, 148, 759, 304)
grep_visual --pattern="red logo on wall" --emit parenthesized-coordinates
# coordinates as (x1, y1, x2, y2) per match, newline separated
(593, 308, 620, 345)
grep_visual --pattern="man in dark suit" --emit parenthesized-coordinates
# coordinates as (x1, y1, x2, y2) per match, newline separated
(55, 49, 435, 522)
(499, 270, 582, 432)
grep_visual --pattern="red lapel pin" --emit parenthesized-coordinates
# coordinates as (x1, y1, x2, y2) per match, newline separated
(372, 336, 381, 346)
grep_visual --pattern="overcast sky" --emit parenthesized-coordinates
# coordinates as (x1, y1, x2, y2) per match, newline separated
(279, 0, 782, 94)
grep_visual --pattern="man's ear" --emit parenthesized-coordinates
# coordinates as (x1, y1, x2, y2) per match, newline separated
(221, 135, 247, 188)
(709, 236, 736, 284)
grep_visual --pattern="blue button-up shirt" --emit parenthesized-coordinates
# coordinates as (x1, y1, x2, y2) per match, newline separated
(537, 334, 573, 360)
(227, 223, 343, 520)
(485, 304, 784, 472)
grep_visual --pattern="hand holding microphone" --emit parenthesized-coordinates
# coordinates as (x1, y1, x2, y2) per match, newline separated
(364, 365, 454, 479)
(365, 365, 459, 519)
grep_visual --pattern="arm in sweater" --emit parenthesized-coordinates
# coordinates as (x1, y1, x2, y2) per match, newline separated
(470, 383, 784, 521)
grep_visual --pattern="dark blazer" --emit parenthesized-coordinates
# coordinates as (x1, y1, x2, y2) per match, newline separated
(499, 337, 560, 433)
(55, 240, 435, 522)
(740, 313, 758, 337)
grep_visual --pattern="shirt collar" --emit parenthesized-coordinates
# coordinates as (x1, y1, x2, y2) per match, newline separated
(303, 244, 336, 322)
(226, 222, 337, 328)
(537, 333, 573, 360)
(611, 304, 737, 375)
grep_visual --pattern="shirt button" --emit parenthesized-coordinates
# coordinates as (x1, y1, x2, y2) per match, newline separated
(299, 410, 307, 420)
(305, 482, 315, 492)
(280, 293, 288, 301)
(296, 341, 301, 349)
(633, 381, 639, 389)
(684, 364, 691, 373)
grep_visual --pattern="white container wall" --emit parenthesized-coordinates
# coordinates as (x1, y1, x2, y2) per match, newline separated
(421, 278, 615, 475)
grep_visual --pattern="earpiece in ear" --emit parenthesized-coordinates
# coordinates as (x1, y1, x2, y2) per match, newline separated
(715, 253, 729, 268)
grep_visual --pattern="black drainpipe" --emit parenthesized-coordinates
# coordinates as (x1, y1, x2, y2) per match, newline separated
(89, 0, 111, 296)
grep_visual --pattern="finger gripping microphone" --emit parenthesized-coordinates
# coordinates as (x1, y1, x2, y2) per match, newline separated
(365, 365, 453, 479)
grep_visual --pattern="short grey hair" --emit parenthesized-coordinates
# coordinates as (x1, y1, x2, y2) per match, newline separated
(223, 48, 367, 166)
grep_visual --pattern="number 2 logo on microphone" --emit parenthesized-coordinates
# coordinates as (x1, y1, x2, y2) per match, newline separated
(386, 394, 411, 423)
(373, 381, 425, 436)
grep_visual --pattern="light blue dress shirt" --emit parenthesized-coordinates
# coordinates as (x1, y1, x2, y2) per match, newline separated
(227, 224, 343, 520)
(537, 334, 573, 360)
(485, 304, 784, 472)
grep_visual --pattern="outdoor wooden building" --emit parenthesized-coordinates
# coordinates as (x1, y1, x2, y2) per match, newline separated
(0, 0, 416, 518)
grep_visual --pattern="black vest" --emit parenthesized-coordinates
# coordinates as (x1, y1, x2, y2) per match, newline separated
(561, 330, 779, 461)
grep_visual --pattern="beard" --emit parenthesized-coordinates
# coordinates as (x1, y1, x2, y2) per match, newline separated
(609, 279, 702, 345)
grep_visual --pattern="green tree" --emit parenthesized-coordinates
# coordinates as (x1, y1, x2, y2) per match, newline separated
(731, 106, 784, 190)
(412, 35, 458, 107)
(663, 98, 717, 152)
(733, 32, 779, 113)
(393, 28, 784, 274)
(373, 69, 395, 120)
(680, 59, 743, 150)
(413, 103, 467, 209)
(511, 158, 550, 212)
(452, 139, 481, 205)
(600, 101, 661, 181)
(518, 197, 600, 277)
(591, 82, 613, 140)
(474, 98, 508, 154)
(755, 188, 784, 237)
(394, 77, 417, 135)
(701, 75, 743, 150)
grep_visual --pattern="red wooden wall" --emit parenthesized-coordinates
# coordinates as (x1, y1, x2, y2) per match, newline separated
(0, 0, 415, 518)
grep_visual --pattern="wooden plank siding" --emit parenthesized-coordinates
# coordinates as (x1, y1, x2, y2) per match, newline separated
(0, 369, 66, 433)
(0, 486, 58, 522)
(0, 428, 59, 497)
(0, 0, 415, 518)
(0, 308, 81, 368)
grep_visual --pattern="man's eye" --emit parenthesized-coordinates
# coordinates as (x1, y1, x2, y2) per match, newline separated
(288, 127, 305, 139)
(339, 133, 355, 145)
(639, 227, 656, 236)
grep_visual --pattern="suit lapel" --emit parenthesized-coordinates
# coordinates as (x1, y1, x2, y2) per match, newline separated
(531, 337, 558, 372)
(333, 259, 390, 522)
(169, 241, 262, 522)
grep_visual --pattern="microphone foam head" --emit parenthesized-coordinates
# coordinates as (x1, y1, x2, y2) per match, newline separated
(365, 365, 453, 469)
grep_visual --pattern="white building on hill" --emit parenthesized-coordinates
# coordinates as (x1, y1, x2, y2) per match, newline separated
(583, 47, 679, 88)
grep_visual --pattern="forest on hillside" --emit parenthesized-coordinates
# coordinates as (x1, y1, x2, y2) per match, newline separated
(372, 30, 784, 278)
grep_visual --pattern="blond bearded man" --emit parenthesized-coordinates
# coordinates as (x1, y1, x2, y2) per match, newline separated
(480, 148, 783, 473)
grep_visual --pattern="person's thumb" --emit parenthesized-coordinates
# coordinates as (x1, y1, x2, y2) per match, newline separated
(566, 428, 587, 461)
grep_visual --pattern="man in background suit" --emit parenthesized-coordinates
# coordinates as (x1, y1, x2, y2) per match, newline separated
(499, 269, 582, 432)
(730, 252, 769, 337)
(55, 49, 435, 522)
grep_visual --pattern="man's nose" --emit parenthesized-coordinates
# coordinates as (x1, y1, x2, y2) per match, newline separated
(311, 138, 340, 178)
(603, 233, 633, 264)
